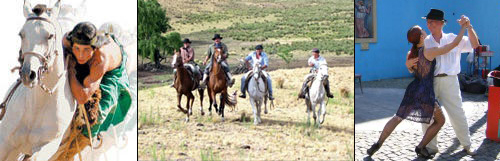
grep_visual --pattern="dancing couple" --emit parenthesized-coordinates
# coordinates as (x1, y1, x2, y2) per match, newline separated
(367, 9, 479, 159)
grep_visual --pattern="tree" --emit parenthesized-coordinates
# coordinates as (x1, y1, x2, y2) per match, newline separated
(138, 0, 182, 68)
(277, 47, 294, 68)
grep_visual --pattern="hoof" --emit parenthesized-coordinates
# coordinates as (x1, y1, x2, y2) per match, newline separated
(221, 117, 225, 122)
(201, 111, 205, 116)
(185, 117, 190, 122)
(264, 110, 268, 114)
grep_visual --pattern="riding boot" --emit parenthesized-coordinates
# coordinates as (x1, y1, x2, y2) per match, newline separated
(324, 79, 334, 98)
(267, 76, 274, 100)
(200, 73, 208, 88)
(298, 81, 308, 99)
(239, 81, 247, 98)
(226, 72, 235, 87)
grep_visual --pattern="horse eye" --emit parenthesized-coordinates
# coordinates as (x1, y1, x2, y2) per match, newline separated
(48, 34, 54, 40)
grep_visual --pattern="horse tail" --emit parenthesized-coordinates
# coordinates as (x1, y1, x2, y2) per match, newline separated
(224, 90, 237, 107)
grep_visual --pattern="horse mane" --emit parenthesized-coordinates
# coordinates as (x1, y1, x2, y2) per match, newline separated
(32, 4, 48, 16)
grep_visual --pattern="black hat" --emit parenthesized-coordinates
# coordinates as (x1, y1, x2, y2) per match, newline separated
(255, 44, 263, 50)
(183, 38, 192, 43)
(312, 48, 320, 53)
(422, 9, 446, 22)
(212, 34, 223, 40)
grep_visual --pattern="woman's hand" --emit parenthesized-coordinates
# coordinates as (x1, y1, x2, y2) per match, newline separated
(406, 58, 418, 69)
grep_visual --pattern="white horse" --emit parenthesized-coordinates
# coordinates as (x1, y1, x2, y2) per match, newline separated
(247, 60, 268, 125)
(305, 62, 328, 127)
(0, 1, 76, 160)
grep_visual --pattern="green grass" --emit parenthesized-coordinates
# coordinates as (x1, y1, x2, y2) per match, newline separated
(166, 0, 353, 55)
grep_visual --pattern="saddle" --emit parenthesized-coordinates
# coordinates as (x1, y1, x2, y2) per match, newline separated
(244, 71, 269, 93)
(183, 63, 202, 90)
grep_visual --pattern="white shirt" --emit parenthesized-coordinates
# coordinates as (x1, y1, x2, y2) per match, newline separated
(308, 56, 327, 71)
(424, 32, 473, 76)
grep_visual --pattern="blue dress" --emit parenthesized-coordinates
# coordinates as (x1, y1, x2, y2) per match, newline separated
(396, 47, 439, 124)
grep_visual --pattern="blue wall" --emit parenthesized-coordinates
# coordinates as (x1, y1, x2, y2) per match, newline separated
(355, 0, 500, 81)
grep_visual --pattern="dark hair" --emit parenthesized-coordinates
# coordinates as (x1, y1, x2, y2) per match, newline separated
(67, 22, 110, 48)
(407, 26, 422, 59)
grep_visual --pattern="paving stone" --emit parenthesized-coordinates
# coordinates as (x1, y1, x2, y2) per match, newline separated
(355, 92, 500, 161)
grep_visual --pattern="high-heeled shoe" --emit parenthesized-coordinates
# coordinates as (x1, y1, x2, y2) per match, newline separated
(367, 142, 381, 156)
(415, 146, 434, 159)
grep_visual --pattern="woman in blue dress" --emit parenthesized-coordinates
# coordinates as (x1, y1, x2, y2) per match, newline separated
(366, 20, 468, 159)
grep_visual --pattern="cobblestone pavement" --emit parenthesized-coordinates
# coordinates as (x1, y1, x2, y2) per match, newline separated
(355, 92, 500, 161)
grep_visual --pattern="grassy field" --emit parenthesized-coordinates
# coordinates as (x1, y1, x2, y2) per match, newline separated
(138, 0, 354, 160)
(138, 66, 354, 160)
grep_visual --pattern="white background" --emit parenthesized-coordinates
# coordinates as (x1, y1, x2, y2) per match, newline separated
(0, 0, 137, 95)
(0, 0, 137, 160)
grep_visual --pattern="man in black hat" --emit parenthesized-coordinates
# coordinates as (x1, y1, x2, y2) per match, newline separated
(239, 44, 274, 100)
(170, 38, 201, 87)
(408, 9, 479, 155)
(200, 34, 234, 87)
(298, 48, 334, 99)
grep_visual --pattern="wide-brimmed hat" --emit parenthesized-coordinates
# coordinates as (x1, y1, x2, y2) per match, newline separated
(312, 48, 320, 53)
(255, 44, 263, 50)
(182, 38, 192, 43)
(212, 34, 223, 40)
(422, 9, 446, 22)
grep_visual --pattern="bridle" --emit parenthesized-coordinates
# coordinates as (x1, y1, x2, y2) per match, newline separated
(18, 16, 65, 95)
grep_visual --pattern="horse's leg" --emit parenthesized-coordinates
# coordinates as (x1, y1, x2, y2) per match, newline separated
(188, 92, 194, 116)
(264, 95, 268, 114)
(320, 101, 326, 124)
(312, 102, 317, 127)
(208, 89, 213, 115)
(198, 88, 205, 116)
(213, 92, 218, 114)
(177, 93, 186, 113)
(185, 94, 191, 122)
(306, 99, 311, 125)
(250, 98, 258, 125)
(257, 100, 262, 124)
(219, 93, 225, 122)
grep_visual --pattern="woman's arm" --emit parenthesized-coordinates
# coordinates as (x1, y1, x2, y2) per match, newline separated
(69, 55, 108, 104)
(424, 25, 467, 61)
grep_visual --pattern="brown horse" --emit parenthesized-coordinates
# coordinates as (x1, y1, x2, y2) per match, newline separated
(207, 47, 237, 121)
(173, 51, 204, 122)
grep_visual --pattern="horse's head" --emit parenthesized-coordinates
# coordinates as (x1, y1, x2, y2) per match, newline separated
(19, 0, 62, 87)
(214, 47, 223, 64)
(172, 50, 183, 68)
(252, 59, 262, 80)
(315, 62, 329, 83)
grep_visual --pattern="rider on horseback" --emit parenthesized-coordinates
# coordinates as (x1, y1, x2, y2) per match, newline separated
(298, 48, 334, 99)
(170, 38, 201, 87)
(200, 34, 235, 88)
(239, 45, 274, 100)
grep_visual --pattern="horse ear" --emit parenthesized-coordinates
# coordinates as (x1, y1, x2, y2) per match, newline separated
(50, 0, 61, 19)
(23, 0, 33, 18)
